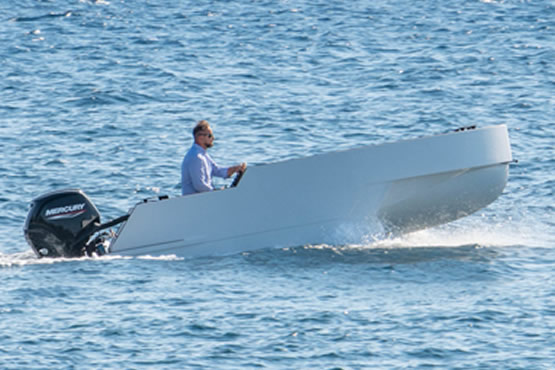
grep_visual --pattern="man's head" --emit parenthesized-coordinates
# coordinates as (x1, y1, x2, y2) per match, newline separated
(193, 120, 214, 149)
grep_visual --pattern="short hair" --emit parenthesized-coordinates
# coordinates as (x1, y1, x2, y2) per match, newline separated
(193, 120, 210, 137)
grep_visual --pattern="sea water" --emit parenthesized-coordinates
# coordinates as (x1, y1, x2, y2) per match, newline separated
(0, 0, 553, 368)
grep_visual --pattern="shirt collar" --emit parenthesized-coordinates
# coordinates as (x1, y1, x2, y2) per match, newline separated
(192, 143, 206, 154)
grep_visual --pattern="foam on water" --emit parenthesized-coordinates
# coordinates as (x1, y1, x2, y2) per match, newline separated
(136, 254, 184, 261)
(0, 250, 188, 268)
(373, 221, 551, 249)
(0, 250, 132, 268)
(1, 212, 549, 268)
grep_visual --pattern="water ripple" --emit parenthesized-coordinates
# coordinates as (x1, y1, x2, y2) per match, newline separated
(0, 0, 553, 368)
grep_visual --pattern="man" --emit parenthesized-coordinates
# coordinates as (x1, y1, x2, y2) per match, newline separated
(181, 120, 247, 196)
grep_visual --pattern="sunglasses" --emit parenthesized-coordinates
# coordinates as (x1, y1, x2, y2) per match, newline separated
(198, 132, 213, 139)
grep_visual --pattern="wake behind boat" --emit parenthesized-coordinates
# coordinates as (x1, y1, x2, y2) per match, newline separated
(24, 124, 512, 259)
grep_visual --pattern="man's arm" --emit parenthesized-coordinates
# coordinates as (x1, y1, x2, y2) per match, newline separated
(207, 154, 247, 179)
(189, 156, 213, 192)
(207, 155, 231, 179)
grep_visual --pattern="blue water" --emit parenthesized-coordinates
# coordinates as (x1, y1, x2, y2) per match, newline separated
(1, 0, 553, 368)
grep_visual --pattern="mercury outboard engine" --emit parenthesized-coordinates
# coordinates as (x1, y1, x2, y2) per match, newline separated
(24, 189, 128, 258)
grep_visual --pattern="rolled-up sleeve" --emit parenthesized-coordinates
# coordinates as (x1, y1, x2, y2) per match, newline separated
(212, 165, 229, 179)
(208, 156, 229, 179)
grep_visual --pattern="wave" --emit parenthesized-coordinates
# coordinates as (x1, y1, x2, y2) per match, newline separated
(0, 250, 130, 268)
(0, 250, 184, 268)
(3, 216, 548, 268)
(370, 223, 544, 249)
(10, 11, 73, 23)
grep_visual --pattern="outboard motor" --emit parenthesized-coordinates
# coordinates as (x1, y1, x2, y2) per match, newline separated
(24, 189, 107, 258)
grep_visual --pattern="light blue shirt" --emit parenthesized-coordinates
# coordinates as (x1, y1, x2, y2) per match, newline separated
(181, 144, 229, 195)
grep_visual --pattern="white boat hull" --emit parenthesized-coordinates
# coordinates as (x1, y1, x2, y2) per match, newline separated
(109, 125, 512, 257)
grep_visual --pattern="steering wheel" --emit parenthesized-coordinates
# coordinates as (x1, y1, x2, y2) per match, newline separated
(230, 169, 246, 188)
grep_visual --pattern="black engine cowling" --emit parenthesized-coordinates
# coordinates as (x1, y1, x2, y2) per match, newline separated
(24, 189, 102, 258)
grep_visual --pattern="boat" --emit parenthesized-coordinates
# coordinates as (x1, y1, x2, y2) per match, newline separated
(24, 124, 513, 259)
